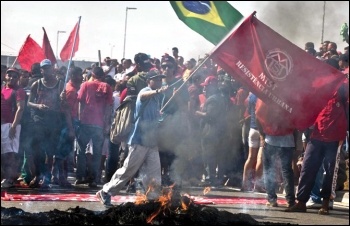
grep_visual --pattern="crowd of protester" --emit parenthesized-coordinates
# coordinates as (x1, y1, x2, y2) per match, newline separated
(1, 39, 349, 215)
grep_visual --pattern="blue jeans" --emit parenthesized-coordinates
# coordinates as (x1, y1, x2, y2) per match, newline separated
(105, 140, 120, 181)
(263, 143, 295, 205)
(55, 119, 80, 160)
(309, 166, 324, 203)
(76, 124, 104, 183)
(296, 139, 338, 203)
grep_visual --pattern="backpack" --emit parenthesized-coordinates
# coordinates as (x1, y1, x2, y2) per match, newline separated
(110, 96, 137, 144)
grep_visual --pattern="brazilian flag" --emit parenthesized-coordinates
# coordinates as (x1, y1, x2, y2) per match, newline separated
(170, 1, 243, 45)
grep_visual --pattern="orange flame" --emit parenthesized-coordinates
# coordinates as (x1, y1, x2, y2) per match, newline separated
(203, 186, 211, 195)
(134, 190, 147, 205)
(146, 187, 173, 223)
(181, 200, 188, 210)
(138, 182, 194, 224)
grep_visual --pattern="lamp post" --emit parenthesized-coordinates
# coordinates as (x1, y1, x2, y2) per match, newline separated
(56, 30, 66, 59)
(123, 7, 137, 58)
(110, 43, 115, 58)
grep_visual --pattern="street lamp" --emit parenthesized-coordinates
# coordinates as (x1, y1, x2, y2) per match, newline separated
(109, 43, 115, 58)
(56, 30, 66, 59)
(123, 7, 137, 58)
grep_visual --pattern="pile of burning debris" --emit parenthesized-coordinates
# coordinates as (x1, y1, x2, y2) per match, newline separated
(1, 186, 294, 225)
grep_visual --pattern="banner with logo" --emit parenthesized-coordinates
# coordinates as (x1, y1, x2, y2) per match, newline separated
(211, 12, 346, 135)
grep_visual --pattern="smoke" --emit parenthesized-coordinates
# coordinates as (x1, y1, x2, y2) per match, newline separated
(182, 2, 349, 63)
(157, 103, 244, 188)
(254, 1, 349, 51)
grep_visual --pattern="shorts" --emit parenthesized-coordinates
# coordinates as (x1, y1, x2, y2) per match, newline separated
(1, 123, 21, 154)
(248, 128, 261, 148)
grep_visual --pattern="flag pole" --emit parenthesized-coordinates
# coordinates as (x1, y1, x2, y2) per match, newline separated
(11, 35, 30, 67)
(160, 54, 211, 113)
(160, 12, 249, 113)
(98, 50, 102, 67)
(321, 1, 326, 44)
(11, 56, 19, 68)
(64, 16, 81, 88)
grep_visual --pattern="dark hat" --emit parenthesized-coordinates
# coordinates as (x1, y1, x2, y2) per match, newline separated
(40, 59, 52, 67)
(146, 69, 166, 80)
(134, 53, 150, 65)
(200, 75, 218, 86)
(92, 66, 105, 77)
(6, 67, 20, 75)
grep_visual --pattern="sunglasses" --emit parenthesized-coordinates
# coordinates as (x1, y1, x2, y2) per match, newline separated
(161, 64, 174, 70)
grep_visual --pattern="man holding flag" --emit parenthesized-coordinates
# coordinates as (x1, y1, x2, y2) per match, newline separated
(170, 2, 347, 208)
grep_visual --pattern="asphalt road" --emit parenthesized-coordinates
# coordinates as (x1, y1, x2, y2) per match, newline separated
(1, 184, 349, 225)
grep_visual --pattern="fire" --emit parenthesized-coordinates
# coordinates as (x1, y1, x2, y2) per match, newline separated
(146, 185, 173, 223)
(136, 183, 194, 224)
(203, 186, 211, 195)
(134, 190, 148, 205)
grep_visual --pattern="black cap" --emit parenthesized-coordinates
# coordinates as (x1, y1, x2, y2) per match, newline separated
(146, 69, 166, 80)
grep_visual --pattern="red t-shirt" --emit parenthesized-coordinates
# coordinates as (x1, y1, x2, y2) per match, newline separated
(65, 81, 79, 119)
(119, 88, 127, 103)
(311, 80, 349, 142)
(1, 86, 26, 123)
(77, 80, 113, 127)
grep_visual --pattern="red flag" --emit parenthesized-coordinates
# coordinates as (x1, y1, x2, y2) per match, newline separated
(60, 22, 79, 62)
(42, 27, 57, 65)
(211, 12, 346, 135)
(17, 35, 45, 71)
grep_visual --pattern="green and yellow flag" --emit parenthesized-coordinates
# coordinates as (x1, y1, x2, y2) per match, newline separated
(170, 1, 243, 45)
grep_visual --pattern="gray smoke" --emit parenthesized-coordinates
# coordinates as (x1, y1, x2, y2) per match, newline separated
(254, 1, 349, 51)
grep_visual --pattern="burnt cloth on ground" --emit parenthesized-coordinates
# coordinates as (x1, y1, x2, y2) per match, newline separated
(2, 202, 294, 225)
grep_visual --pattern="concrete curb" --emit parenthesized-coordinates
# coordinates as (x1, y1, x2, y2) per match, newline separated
(335, 190, 349, 204)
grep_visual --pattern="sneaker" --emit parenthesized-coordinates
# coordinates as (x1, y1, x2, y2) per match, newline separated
(16, 177, 25, 182)
(96, 190, 113, 208)
(1, 179, 15, 188)
(28, 177, 40, 188)
(306, 199, 322, 209)
(266, 200, 278, 207)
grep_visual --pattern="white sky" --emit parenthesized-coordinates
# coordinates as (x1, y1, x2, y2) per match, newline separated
(1, 1, 349, 63)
